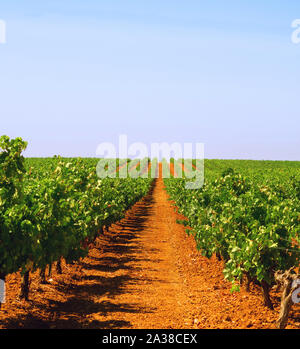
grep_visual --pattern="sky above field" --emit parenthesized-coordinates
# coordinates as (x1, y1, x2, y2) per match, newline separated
(0, 1, 299, 159)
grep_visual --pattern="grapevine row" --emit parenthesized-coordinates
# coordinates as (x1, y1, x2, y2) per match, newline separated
(0, 136, 154, 300)
(164, 162, 300, 311)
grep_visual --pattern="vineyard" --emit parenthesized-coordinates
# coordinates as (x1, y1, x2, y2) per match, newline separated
(165, 159, 300, 328)
(0, 136, 299, 329)
(0, 136, 153, 300)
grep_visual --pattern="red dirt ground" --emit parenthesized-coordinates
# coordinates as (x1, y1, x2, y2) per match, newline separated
(169, 162, 178, 178)
(0, 171, 299, 329)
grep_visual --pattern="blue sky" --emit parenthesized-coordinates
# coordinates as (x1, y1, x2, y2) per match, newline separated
(0, 0, 299, 159)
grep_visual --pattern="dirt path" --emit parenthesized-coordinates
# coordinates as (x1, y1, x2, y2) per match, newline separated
(0, 173, 299, 329)
(85, 177, 194, 329)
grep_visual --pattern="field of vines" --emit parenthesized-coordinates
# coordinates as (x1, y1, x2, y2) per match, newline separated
(164, 159, 300, 326)
(0, 136, 154, 300)
(0, 136, 299, 329)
